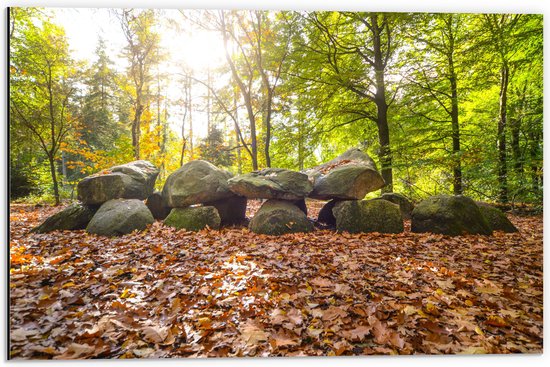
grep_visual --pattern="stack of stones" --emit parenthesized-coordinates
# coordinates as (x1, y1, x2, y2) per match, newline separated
(32, 148, 517, 237)
(32, 160, 159, 236)
(227, 168, 314, 235)
(160, 160, 246, 231)
(308, 149, 405, 234)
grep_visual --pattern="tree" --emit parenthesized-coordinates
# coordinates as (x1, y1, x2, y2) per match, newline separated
(117, 9, 161, 160)
(403, 13, 471, 195)
(481, 14, 526, 203)
(10, 14, 78, 205)
(197, 126, 234, 167)
(80, 37, 120, 151)
(302, 12, 403, 192)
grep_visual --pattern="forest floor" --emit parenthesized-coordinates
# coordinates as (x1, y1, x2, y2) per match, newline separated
(9, 201, 543, 359)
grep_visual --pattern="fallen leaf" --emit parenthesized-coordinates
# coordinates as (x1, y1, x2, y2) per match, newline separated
(142, 325, 169, 344)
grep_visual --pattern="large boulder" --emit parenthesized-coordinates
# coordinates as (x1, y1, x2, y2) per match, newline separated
(31, 203, 97, 233)
(333, 199, 403, 234)
(373, 193, 414, 220)
(411, 195, 492, 236)
(477, 202, 518, 233)
(162, 160, 234, 207)
(249, 200, 313, 235)
(86, 199, 154, 236)
(205, 195, 247, 225)
(77, 160, 159, 205)
(164, 206, 221, 231)
(306, 149, 385, 200)
(228, 168, 313, 200)
(146, 191, 171, 220)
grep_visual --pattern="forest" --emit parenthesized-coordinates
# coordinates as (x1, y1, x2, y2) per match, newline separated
(9, 8, 543, 206)
(9, 7, 544, 360)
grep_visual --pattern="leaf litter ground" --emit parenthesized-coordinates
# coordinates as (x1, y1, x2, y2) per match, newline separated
(9, 201, 543, 359)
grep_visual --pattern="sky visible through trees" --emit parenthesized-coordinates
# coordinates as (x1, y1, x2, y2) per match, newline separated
(9, 8, 543, 206)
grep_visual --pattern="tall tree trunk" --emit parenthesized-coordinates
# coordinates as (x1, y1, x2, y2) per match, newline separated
(372, 14, 393, 192)
(247, 103, 258, 170)
(449, 68, 462, 195)
(497, 64, 509, 203)
(188, 77, 194, 159)
(528, 131, 541, 193)
(207, 68, 211, 135)
(48, 154, 60, 206)
(132, 102, 142, 160)
(511, 84, 527, 177)
(298, 122, 304, 171)
(264, 91, 272, 168)
(234, 90, 243, 174)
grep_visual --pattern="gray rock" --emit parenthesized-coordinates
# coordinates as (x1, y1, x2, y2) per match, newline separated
(86, 199, 154, 236)
(477, 202, 518, 233)
(306, 148, 385, 200)
(164, 206, 221, 231)
(333, 199, 403, 234)
(205, 195, 247, 225)
(77, 160, 159, 205)
(162, 160, 234, 207)
(146, 191, 171, 220)
(228, 168, 313, 200)
(31, 203, 97, 233)
(249, 199, 313, 235)
(411, 195, 492, 236)
(373, 193, 414, 220)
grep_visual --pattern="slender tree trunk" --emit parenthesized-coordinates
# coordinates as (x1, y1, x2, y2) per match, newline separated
(188, 76, 194, 159)
(207, 68, 211, 135)
(497, 64, 509, 203)
(234, 90, 242, 174)
(48, 154, 60, 206)
(264, 91, 272, 168)
(132, 101, 142, 160)
(449, 71, 462, 195)
(372, 14, 393, 192)
(298, 123, 304, 171)
(528, 131, 541, 193)
(511, 84, 526, 177)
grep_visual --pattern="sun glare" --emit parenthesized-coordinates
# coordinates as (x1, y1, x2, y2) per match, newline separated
(170, 30, 225, 72)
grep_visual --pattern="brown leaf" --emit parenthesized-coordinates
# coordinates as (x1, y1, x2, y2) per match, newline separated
(342, 325, 371, 341)
(322, 306, 347, 322)
(239, 320, 268, 346)
(310, 277, 332, 287)
(142, 325, 169, 344)
(271, 330, 300, 348)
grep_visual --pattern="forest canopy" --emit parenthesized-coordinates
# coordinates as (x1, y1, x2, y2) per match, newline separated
(9, 8, 543, 206)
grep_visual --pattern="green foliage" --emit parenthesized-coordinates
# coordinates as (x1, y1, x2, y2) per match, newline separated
(9, 9, 543, 206)
(197, 127, 235, 168)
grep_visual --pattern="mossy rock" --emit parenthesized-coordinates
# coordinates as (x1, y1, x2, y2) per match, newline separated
(306, 148, 385, 200)
(249, 200, 313, 235)
(77, 160, 159, 205)
(162, 160, 234, 207)
(373, 193, 414, 220)
(411, 195, 492, 236)
(333, 199, 403, 234)
(164, 206, 221, 231)
(228, 168, 313, 200)
(31, 203, 97, 233)
(477, 202, 518, 233)
(205, 195, 247, 225)
(86, 199, 154, 236)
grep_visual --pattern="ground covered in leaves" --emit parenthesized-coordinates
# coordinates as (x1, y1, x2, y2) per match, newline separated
(9, 201, 543, 359)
